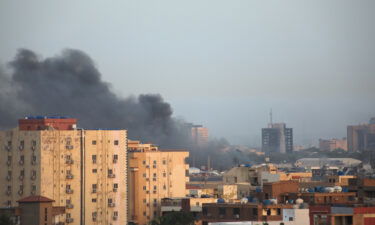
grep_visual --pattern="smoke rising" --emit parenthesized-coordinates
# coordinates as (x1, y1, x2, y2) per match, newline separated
(0, 49, 249, 169)
(0, 49, 189, 147)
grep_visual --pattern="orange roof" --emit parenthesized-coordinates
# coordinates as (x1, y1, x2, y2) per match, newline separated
(17, 195, 54, 203)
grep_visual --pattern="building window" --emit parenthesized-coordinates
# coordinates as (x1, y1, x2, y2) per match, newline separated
(153, 185, 157, 190)
(142, 160, 146, 165)
(92, 198, 97, 202)
(163, 172, 166, 177)
(92, 184, 97, 193)
(143, 173, 147, 178)
(163, 185, 166, 190)
(143, 199, 147, 203)
(153, 173, 157, 178)
(92, 169, 97, 173)
(114, 140, 119, 145)
(143, 186, 147, 190)
(162, 160, 166, 165)
(113, 183, 118, 189)
(219, 208, 225, 216)
(45, 208, 48, 221)
(113, 154, 118, 163)
(92, 140, 97, 145)
(92, 155, 97, 164)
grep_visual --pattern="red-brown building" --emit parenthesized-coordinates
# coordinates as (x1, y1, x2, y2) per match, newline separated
(201, 203, 293, 225)
(309, 205, 375, 225)
(257, 180, 299, 203)
(18, 116, 77, 131)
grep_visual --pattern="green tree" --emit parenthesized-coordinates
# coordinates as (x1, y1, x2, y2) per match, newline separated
(149, 211, 195, 225)
(0, 214, 14, 225)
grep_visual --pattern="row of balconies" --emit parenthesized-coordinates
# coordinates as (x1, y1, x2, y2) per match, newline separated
(6, 159, 37, 166)
(92, 188, 118, 193)
(92, 216, 118, 221)
(6, 174, 36, 181)
(6, 189, 36, 196)
(3, 145, 36, 151)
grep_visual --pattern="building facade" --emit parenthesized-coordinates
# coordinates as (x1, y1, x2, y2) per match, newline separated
(319, 138, 348, 151)
(191, 125, 209, 147)
(262, 123, 293, 153)
(347, 118, 375, 152)
(0, 117, 127, 225)
(128, 140, 189, 225)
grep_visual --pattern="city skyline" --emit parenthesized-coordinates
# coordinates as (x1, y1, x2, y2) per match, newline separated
(1, 1, 375, 146)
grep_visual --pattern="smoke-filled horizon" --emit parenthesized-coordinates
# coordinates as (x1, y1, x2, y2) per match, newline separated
(0, 49, 262, 170)
(0, 49, 192, 148)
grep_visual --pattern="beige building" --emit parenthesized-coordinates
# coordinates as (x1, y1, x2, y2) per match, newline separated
(191, 125, 209, 146)
(223, 164, 278, 186)
(128, 140, 189, 225)
(319, 138, 348, 151)
(0, 117, 127, 225)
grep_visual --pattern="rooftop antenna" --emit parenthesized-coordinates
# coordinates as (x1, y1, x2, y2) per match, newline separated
(269, 108, 273, 126)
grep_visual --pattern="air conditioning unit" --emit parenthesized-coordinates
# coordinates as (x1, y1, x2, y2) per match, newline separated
(66, 204, 74, 209)
(31, 160, 37, 165)
(66, 218, 74, 223)
(113, 159, 118, 163)
(113, 216, 118, 221)
(234, 214, 240, 219)
(66, 159, 74, 164)
(6, 190, 11, 196)
(108, 174, 116, 178)
(31, 175, 36, 180)
(6, 161, 11, 166)
(66, 189, 74, 194)
(113, 188, 118, 192)
(19, 175, 24, 181)
(18, 190, 23, 195)
(108, 203, 116, 207)
(31, 190, 36, 195)
(4, 145, 10, 151)
(92, 189, 97, 193)
(19, 145, 24, 151)
(66, 174, 74, 179)
(6, 175, 11, 181)
(19, 160, 24, 165)
(31, 146, 35, 151)
(66, 145, 73, 150)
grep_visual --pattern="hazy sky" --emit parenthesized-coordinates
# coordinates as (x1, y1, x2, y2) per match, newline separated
(1, 0, 374, 146)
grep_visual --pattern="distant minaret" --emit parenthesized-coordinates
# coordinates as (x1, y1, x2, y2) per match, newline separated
(269, 108, 273, 128)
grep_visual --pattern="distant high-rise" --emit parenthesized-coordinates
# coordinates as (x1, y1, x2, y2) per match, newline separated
(347, 117, 375, 152)
(262, 123, 293, 153)
(184, 123, 209, 146)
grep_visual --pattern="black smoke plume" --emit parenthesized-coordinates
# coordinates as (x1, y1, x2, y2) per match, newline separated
(0, 49, 251, 170)
(0, 49, 190, 147)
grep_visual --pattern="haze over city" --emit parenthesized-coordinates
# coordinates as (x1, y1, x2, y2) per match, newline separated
(1, 0, 375, 147)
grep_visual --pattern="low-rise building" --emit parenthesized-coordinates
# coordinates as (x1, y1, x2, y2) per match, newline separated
(201, 203, 293, 225)
(309, 205, 375, 225)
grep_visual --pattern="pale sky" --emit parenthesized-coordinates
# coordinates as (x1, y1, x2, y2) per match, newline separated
(1, 0, 374, 146)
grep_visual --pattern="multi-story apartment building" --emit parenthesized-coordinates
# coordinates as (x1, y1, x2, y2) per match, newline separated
(262, 123, 293, 153)
(0, 116, 127, 225)
(191, 125, 209, 146)
(319, 138, 348, 151)
(128, 140, 189, 225)
(347, 118, 375, 152)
